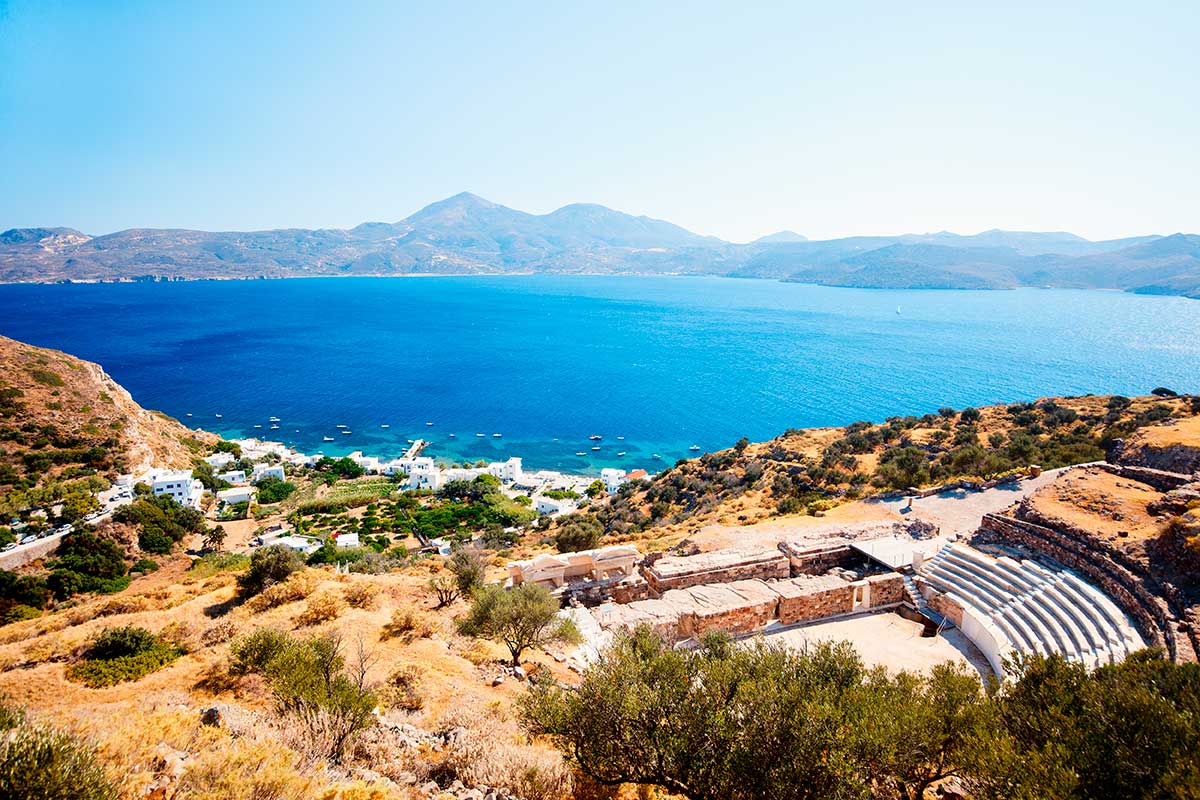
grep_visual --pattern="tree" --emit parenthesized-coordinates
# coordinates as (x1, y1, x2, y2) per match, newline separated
(586, 479, 606, 499)
(459, 583, 579, 666)
(734, 436, 750, 453)
(202, 525, 226, 552)
(554, 516, 602, 553)
(236, 544, 306, 598)
(446, 545, 487, 595)
(428, 575, 459, 609)
(960, 407, 982, 424)
(1151, 386, 1178, 397)
(256, 476, 296, 504)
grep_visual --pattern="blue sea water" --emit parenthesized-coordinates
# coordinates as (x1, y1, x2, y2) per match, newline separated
(0, 276, 1197, 474)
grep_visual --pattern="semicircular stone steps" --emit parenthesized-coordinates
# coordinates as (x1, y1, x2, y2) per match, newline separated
(919, 543, 1143, 679)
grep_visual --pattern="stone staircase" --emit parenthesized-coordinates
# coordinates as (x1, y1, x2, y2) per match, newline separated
(919, 543, 1143, 678)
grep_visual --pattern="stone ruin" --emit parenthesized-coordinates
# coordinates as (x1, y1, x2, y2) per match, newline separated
(507, 545, 647, 603)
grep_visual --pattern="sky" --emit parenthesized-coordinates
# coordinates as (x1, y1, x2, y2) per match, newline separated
(0, 1, 1197, 243)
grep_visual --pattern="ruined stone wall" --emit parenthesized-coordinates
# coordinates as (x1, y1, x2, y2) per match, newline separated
(1098, 463, 1196, 492)
(865, 573, 907, 608)
(921, 585, 965, 627)
(976, 514, 1197, 662)
(645, 549, 791, 595)
(777, 542, 858, 576)
(774, 576, 854, 625)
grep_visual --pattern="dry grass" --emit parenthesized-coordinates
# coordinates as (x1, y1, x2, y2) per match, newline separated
(342, 581, 378, 610)
(295, 591, 346, 627)
(382, 605, 437, 642)
(246, 570, 320, 613)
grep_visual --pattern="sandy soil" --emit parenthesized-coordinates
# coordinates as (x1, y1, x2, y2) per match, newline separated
(761, 611, 993, 680)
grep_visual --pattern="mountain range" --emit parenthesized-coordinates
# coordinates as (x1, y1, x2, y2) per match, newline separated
(2, 192, 1198, 297)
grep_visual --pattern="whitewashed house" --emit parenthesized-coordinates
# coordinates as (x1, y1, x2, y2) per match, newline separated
(203, 452, 235, 469)
(217, 469, 248, 485)
(216, 486, 256, 506)
(335, 532, 361, 548)
(536, 496, 577, 516)
(251, 464, 286, 483)
(600, 468, 627, 494)
(487, 457, 524, 484)
(151, 470, 204, 509)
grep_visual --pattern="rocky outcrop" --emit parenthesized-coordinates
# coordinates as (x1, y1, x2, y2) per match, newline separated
(1109, 416, 1200, 476)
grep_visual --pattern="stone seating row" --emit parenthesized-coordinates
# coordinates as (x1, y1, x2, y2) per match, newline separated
(920, 543, 1143, 673)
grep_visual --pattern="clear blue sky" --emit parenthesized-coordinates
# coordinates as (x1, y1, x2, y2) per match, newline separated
(1, 1, 1196, 242)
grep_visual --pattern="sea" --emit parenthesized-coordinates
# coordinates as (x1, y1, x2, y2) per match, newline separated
(1, 276, 1197, 474)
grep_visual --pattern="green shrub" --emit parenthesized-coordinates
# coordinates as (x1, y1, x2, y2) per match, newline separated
(228, 627, 291, 675)
(66, 626, 181, 688)
(0, 719, 117, 799)
(130, 558, 158, 574)
(236, 545, 306, 598)
(256, 476, 297, 504)
(0, 604, 42, 625)
(188, 551, 249, 577)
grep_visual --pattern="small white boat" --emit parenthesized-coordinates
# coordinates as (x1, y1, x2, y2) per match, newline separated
(380, 424, 390, 429)
(575, 451, 586, 456)
(589, 434, 602, 441)
(186, 413, 192, 417)
(617, 451, 626, 456)
(215, 413, 223, 418)
(449, 433, 456, 438)
(591, 446, 601, 451)
(253, 424, 262, 428)
(269, 416, 280, 423)
(476, 433, 485, 437)
(406, 439, 414, 444)
(617, 436, 625, 440)
(653, 453, 662, 460)
(269, 424, 280, 430)
(341, 430, 352, 435)
(336, 424, 347, 428)
(425, 422, 434, 426)
(323, 436, 335, 442)
(492, 433, 502, 438)
(689, 445, 701, 451)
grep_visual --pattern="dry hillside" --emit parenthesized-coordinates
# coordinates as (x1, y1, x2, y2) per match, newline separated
(0, 335, 214, 496)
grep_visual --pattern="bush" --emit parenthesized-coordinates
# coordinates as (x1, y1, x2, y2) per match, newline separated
(0, 604, 41, 625)
(66, 626, 182, 688)
(381, 664, 425, 711)
(342, 581, 376, 609)
(188, 551, 249, 577)
(554, 516, 603, 553)
(447, 546, 487, 595)
(384, 605, 436, 641)
(459, 583, 580, 666)
(237, 545, 307, 598)
(296, 591, 344, 626)
(256, 476, 297, 504)
(130, 558, 158, 574)
(229, 627, 292, 675)
(0, 717, 117, 800)
(245, 570, 319, 613)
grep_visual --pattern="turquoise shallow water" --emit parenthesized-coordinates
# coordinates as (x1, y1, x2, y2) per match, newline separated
(0, 276, 1197, 474)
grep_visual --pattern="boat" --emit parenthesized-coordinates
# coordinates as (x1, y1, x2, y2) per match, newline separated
(186, 413, 192, 417)
(617, 436, 625, 440)
(589, 434, 602, 441)
(215, 413, 223, 418)
(591, 446, 601, 451)
(476, 433, 485, 437)
(425, 422, 434, 426)
(336, 424, 347, 429)
(269, 424, 280, 430)
(689, 445, 701, 451)
(896, 305, 902, 315)
(269, 416, 280, 423)
(652, 453, 662, 460)
(575, 451, 586, 456)
(341, 430, 352, 435)
(253, 424, 262, 428)
(617, 451, 626, 456)
(323, 436, 335, 442)
(492, 433, 502, 438)
(406, 439, 414, 444)
(380, 424, 390, 429)
(449, 433, 456, 438)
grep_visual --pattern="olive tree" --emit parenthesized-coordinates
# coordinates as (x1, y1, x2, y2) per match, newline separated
(458, 582, 579, 666)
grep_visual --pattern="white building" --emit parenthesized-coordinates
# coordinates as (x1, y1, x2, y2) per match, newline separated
(217, 469, 248, 485)
(151, 470, 204, 509)
(394, 456, 444, 491)
(600, 468, 627, 494)
(487, 457, 524, 484)
(256, 531, 322, 555)
(536, 496, 577, 516)
(335, 532, 361, 548)
(251, 464, 286, 483)
(216, 486, 256, 506)
(203, 452, 235, 469)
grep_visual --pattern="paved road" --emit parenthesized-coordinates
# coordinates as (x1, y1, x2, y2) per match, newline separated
(867, 465, 1088, 535)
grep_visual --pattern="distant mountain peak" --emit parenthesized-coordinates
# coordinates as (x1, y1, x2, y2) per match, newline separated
(754, 230, 808, 244)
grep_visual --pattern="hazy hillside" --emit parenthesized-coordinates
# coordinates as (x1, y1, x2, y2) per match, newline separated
(2, 193, 1198, 297)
